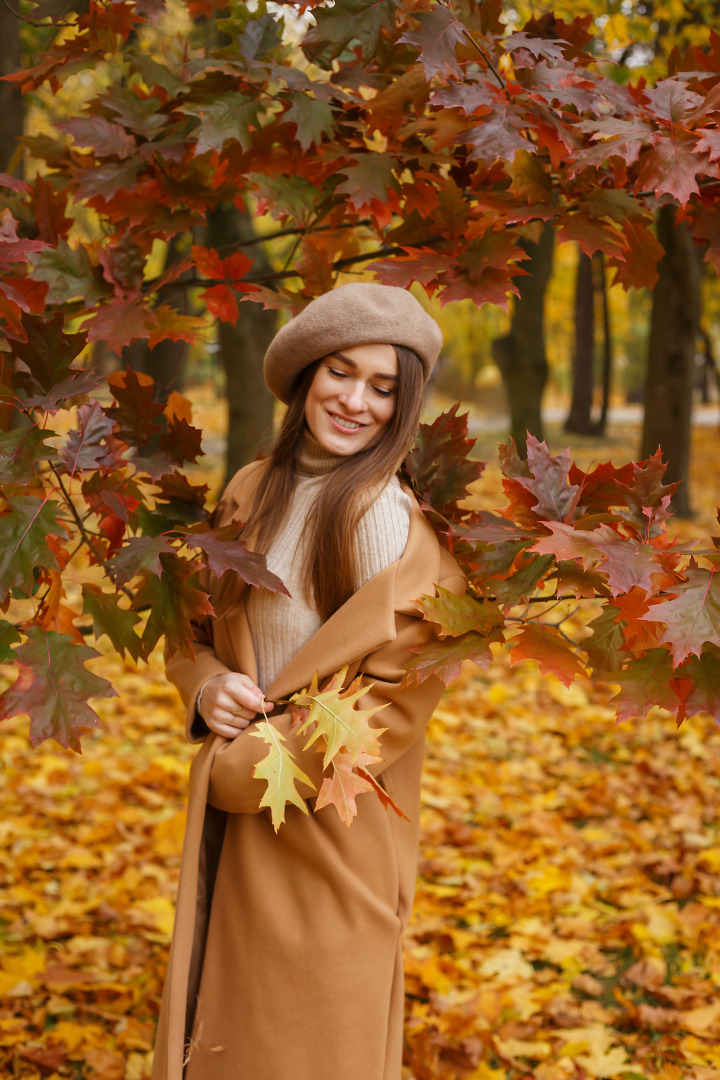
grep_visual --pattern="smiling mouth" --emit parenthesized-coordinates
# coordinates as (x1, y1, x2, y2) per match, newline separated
(328, 411, 365, 430)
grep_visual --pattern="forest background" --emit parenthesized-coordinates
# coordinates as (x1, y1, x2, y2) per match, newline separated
(3, 0, 720, 1077)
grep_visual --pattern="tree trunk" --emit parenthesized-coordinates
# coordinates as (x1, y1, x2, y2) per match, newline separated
(565, 249, 595, 435)
(119, 235, 190, 398)
(0, 2, 22, 175)
(640, 205, 700, 517)
(595, 253, 612, 436)
(492, 224, 554, 456)
(206, 203, 277, 483)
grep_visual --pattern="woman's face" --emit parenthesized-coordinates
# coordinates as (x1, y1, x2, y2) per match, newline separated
(304, 343, 398, 456)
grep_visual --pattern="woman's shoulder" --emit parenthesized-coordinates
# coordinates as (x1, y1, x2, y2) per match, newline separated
(214, 458, 270, 523)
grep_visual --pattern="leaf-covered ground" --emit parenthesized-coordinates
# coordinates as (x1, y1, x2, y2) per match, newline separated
(2, 419, 720, 1079)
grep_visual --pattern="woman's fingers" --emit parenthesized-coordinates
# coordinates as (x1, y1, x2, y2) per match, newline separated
(206, 715, 250, 739)
(222, 673, 270, 715)
(198, 672, 270, 737)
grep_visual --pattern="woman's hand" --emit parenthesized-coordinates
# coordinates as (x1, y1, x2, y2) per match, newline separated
(197, 673, 270, 739)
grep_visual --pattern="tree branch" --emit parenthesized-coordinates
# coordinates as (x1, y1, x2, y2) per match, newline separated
(155, 238, 444, 294)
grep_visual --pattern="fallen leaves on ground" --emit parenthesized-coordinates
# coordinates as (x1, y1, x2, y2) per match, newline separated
(2, 649, 720, 1079)
(403, 661, 720, 1080)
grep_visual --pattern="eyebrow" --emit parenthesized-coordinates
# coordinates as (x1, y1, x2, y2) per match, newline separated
(328, 351, 399, 381)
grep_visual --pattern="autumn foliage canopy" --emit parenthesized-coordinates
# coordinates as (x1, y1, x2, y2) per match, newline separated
(2, 0, 720, 825)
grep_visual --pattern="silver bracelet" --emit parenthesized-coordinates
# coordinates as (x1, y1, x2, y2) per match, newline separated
(196, 682, 207, 716)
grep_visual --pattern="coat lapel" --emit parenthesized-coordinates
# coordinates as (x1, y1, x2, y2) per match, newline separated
(265, 559, 400, 703)
(264, 504, 435, 703)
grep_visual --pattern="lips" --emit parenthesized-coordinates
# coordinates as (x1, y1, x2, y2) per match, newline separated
(328, 411, 366, 431)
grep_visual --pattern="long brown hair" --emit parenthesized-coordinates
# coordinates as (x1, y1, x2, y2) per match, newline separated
(245, 345, 425, 620)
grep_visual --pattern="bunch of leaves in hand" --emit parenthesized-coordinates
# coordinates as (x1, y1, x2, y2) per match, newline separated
(0, 313, 285, 750)
(403, 408, 720, 728)
(251, 668, 407, 830)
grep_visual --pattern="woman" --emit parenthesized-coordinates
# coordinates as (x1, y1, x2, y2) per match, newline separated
(152, 283, 465, 1080)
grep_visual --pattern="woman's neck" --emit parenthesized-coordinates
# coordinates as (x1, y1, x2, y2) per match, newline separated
(295, 429, 345, 477)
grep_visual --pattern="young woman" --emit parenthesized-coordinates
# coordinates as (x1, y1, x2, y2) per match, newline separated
(152, 283, 465, 1080)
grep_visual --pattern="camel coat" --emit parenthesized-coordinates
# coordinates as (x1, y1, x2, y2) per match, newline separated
(152, 460, 465, 1080)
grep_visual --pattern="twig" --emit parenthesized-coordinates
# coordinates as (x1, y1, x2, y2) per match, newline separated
(437, 0, 505, 91)
(49, 463, 134, 602)
(0, 0, 72, 26)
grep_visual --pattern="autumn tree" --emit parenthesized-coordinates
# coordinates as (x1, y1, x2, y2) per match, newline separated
(1, 0, 720, 823)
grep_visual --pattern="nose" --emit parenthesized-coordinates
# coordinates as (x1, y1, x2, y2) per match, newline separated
(338, 379, 367, 412)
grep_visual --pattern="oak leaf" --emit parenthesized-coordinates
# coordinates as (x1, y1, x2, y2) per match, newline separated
(0, 424, 57, 484)
(183, 523, 289, 593)
(0, 627, 116, 751)
(0, 496, 64, 601)
(509, 623, 587, 686)
(404, 630, 502, 686)
(607, 648, 681, 723)
(417, 587, 504, 637)
(293, 669, 387, 769)
(314, 749, 375, 826)
(647, 566, 720, 666)
(249, 722, 314, 831)
(12, 313, 101, 412)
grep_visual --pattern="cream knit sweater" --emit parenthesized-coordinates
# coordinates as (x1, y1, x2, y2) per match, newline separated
(245, 435, 412, 693)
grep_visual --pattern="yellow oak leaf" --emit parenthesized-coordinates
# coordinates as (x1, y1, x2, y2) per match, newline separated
(292, 667, 387, 768)
(249, 721, 315, 831)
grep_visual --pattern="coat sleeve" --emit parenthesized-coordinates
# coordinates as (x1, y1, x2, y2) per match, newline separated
(206, 563, 466, 815)
(164, 463, 264, 743)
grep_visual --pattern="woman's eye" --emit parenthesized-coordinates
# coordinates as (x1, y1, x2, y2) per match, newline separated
(328, 367, 349, 379)
(373, 386, 393, 398)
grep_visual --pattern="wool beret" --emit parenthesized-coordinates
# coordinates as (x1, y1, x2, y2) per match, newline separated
(263, 282, 443, 404)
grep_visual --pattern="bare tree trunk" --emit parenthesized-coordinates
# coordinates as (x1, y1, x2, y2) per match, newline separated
(595, 253, 612, 435)
(0, 2, 22, 175)
(492, 224, 554, 456)
(565, 249, 595, 435)
(206, 203, 277, 483)
(120, 235, 190, 399)
(640, 205, 700, 517)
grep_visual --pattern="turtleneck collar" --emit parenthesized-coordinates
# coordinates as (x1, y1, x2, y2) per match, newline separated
(295, 429, 346, 477)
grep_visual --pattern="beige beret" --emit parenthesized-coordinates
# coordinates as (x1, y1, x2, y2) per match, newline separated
(263, 282, 443, 404)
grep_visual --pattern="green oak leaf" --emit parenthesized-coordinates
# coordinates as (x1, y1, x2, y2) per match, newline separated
(606, 649, 681, 723)
(417, 586, 504, 637)
(0, 627, 116, 751)
(282, 94, 334, 151)
(109, 535, 176, 588)
(0, 620, 21, 663)
(0, 496, 64, 601)
(584, 605, 626, 676)
(0, 425, 57, 484)
(303, 0, 399, 64)
(132, 551, 214, 659)
(404, 630, 502, 686)
(180, 94, 262, 154)
(81, 583, 144, 661)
